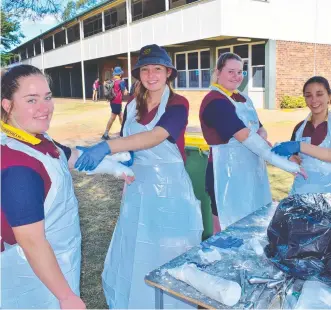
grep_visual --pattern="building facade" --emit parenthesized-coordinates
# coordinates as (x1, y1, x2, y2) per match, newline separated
(10, 0, 331, 109)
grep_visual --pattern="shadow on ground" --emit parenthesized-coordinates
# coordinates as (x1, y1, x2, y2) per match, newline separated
(72, 171, 124, 309)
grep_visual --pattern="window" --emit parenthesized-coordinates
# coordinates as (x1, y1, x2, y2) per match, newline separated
(54, 30, 66, 48)
(27, 44, 34, 58)
(132, 0, 143, 20)
(44, 36, 54, 52)
(83, 14, 102, 38)
(19, 48, 27, 60)
(132, 0, 165, 22)
(105, 3, 127, 30)
(67, 24, 80, 43)
(251, 44, 265, 88)
(201, 50, 210, 88)
(218, 47, 231, 57)
(175, 50, 210, 88)
(234, 44, 248, 59)
(35, 42, 41, 55)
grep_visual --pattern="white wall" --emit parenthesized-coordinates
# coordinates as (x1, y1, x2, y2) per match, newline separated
(22, 55, 42, 69)
(83, 26, 129, 61)
(39, 0, 330, 69)
(221, 0, 330, 45)
(43, 41, 81, 69)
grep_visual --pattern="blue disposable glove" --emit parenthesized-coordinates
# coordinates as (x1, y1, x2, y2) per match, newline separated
(271, 141, 301, 157)
(210, 236, 243, 249)
(121, 151, 134, 167)
(75, 141, 111, 171)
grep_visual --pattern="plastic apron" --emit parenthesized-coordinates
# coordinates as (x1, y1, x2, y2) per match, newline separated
(291, 112, 331, 194)
(209, 86, 272, 229)
(1, 133, 81, 309)
(102, 86, 203, 309)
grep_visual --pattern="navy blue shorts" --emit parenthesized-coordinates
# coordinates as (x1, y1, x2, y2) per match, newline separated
(110, 103, 122, 115)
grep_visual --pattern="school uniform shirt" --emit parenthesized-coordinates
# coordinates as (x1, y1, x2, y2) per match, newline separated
(93, 81, 100, 90)
(111, 76, 126, 104)
(0, 137, 71, 252)
(120, 93, 189, 161)
(199, 87, 262, 216)
(290, 115, 328, 145)
(200, 87, 263, 162)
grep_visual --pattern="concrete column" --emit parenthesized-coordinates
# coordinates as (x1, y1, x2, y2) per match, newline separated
(26, 48, 28, 59)
(126, 0, 132, 89)
(33, 43, 36, 56)
(65, 28, 68, 44)
(127, 0, 132, 23)
(264, 39, 276, 109)
(102, 11, 105, 32)
(40, 40, 44, 73)
(52, 35, 55, 49)
(210, 47, 217, 70)
(79, 20, 86, 102)
(165, 0, 169, 11)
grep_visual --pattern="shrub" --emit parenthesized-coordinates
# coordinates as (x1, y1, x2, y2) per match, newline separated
(280, 95, 306, 109)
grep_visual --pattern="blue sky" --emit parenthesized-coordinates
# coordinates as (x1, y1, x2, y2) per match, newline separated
(20, 15, 60, 44)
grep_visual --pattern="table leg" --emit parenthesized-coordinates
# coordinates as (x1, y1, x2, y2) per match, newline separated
(155, 288, 164, 309)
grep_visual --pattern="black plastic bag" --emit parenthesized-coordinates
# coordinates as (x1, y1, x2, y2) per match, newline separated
(265, 193, 331, 282)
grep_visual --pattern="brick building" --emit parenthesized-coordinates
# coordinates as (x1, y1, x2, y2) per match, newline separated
(9, 0, 331, 109)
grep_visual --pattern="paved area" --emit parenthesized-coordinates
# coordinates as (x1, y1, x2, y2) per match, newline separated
(49, 97, 309, 147)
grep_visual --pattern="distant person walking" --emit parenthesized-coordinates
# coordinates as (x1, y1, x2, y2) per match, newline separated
(92, 78, 100, 102)
(101, 67, 127, 140)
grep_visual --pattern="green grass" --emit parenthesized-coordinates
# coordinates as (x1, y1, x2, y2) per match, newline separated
(73, 167, 292, 309)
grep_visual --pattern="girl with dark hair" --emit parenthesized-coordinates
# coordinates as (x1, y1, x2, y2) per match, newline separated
(272, 76, 331, 194)
(75, 44, 203, 308)
(199, 52, 305, 231)
(1, 65, 86, 309)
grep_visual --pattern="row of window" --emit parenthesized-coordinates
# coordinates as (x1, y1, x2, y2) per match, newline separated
(12, 0, 200, 62)
(16, 43, 266, 90)
(174, 43, 265, 89)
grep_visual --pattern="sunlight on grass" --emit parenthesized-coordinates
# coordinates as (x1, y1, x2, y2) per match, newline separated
(267, 164, 294, 201)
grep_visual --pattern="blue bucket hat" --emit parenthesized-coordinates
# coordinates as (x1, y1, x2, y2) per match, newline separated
(113, 66, 124, 76)
(132, 44, 177, 81)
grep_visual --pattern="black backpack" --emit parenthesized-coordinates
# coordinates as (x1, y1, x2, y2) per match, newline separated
(104, 80, 116, 101)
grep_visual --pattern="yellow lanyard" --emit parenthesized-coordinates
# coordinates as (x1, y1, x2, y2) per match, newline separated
(0, 121, 41, 145)
(211, 83, 239, 97)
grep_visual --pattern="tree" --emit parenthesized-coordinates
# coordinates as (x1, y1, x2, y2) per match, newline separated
(0, 11, 24, 66)
(2, 0, 63, 21)
(62, 0, 99, 21)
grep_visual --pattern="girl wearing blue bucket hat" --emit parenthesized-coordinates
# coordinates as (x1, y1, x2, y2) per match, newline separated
(75, 44, 203, 308)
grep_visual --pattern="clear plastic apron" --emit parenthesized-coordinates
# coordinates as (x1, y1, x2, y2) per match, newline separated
(209, 86, 272, 229)
(1, 133, 81, 309)
(291, 112, 331, 195)
(102, 86, 203, 309)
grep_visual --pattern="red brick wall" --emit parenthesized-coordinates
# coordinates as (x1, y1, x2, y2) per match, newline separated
(276, 41, 331, 108)
(99, 56, 139, 84)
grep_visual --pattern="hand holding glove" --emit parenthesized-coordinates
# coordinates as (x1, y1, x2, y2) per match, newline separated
(271, 141, 301, 157)
(74, 141, 111, 171)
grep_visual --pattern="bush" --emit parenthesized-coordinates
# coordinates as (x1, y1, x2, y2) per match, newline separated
(280, 95, 306, 109)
